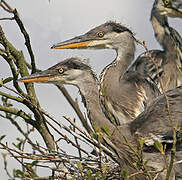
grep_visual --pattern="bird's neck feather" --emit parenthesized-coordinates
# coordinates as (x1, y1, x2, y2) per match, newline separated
(115, 42, 135, 72)
(74, 73, 140, 168)
(77, 73, 112, 129)
(99, 39, 135, 87)
(151, 6, 177, 50)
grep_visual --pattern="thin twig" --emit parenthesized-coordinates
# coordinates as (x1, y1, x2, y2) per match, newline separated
(0, 17, 14, 20)
(63, 115, 91, 138)
(73, 118, 82, 159)
(0, 1, 13, 13)
(0, 84, 91, 155)
(2, 153, 13, 179)
(56, 85, 93, 134)
(13, 9, 36, 73)
(1, 0, 14, 12)
(0, 0, 36, 73)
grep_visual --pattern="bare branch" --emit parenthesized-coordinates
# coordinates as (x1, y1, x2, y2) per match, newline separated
(0, 17, 14, 20)
(0, 0, 13, 13)
(0, 90, 23, 103)
(13, 9, 36, 73)
(0, 105, 36, 126)
(56, 85, 93, 134)
(1, 0, 14, 11)
(2, 153, 13, 179)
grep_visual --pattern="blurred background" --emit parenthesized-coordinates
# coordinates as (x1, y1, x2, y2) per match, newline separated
(0, 0, 181, 178)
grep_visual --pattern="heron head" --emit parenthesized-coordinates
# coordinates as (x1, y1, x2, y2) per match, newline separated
(154, 0, 182, 18)
(51, 21, 135, 51)
(17, 57, 94, 86)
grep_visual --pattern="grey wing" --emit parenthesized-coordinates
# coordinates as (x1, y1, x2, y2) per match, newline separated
(169, 27, 182, 50)
(169, 26, 182, 62)
(102, 71, 160, 126)
(118, 71, 160, 120)
(130, 86, 182, 179)
(126, 50, 165, 87)
(130, 85, 182, 151)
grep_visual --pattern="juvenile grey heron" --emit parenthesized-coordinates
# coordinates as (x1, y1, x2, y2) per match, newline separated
(18, 57, 182, 179)
(51, 22, 160, 126)
(51, 1, 182, 125)
(127, 0, 182, 92)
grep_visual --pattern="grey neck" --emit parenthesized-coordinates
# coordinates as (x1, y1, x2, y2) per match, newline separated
(72, 72, 140, 169)
(150, 5, 176, 50)
(77, 73, 112, 129)
(115, 40, 135, 73)
(100, 37, 135, 87)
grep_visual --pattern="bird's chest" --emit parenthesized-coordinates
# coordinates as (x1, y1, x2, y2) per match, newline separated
(99, 65, 121, 98)
(99, 65, 134, 125)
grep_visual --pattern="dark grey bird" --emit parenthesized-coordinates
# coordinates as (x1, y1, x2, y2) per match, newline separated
(17, 57, 182, 179)
(126, 0, 182, 92)
(51, 22, 160, 126)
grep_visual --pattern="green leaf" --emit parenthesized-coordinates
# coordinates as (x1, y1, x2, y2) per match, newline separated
(31, 160, 38, 167)
(12, 140, 23, 150)
(3, 77, 13, 84)
(93, 125, 100, 133)
(154, 141, 164, 155)
(179, 66, 182, 72)
(69, 125, 73, 130)
(101, 175, 106, 180)
(95, 171, 101, 177)
(86, 169, 92, 179)
(90, 133, 98, 140)
(101, 126, 111, 136)
(13, 169, 25, 178)
(138, 139, 145, 149)
(101, 86, 107, 97)
(2, 153, 7, 159)
(25, 164, 38, 178)
(121, 169, 128, 178)
(0, 79, 3, 86)
(77, 161, 82, 170)
(27, 113, 32, 118)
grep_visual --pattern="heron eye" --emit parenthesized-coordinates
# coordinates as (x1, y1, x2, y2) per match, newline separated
(97, 32, 104, 38)
(58, 68, 64, 74)
(164, 0, 169, 6)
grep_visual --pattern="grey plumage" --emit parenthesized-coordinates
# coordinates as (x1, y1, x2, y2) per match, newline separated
(18, 57, 182, 179)
(50, 0, 182, 126)
(127, 0, 182, 92)
(51, 21, 160, 126)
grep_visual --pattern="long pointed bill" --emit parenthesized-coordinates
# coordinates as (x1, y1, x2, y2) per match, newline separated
(166, 7, 182, 18)
(165, 1, 182, 18)
(51, 41, 90, 49)
(51, 34, 108, 50)
(17, 71, 52, 83)
(172, 10, 182, 18)
(51, 35, 93, 49)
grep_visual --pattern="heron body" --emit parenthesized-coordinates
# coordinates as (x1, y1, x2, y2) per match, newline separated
(51, 22, 160, 125)
(18, 57, 182, 179)
(127, 0, 182, 92)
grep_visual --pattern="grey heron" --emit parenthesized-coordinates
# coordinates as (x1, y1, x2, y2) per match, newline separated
(51, 22, 160, 126)
(127, 0, 182, 92)
(18, 57, 182, 179)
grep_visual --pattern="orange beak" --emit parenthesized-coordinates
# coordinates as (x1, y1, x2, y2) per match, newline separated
(52, 41, 90, 49)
